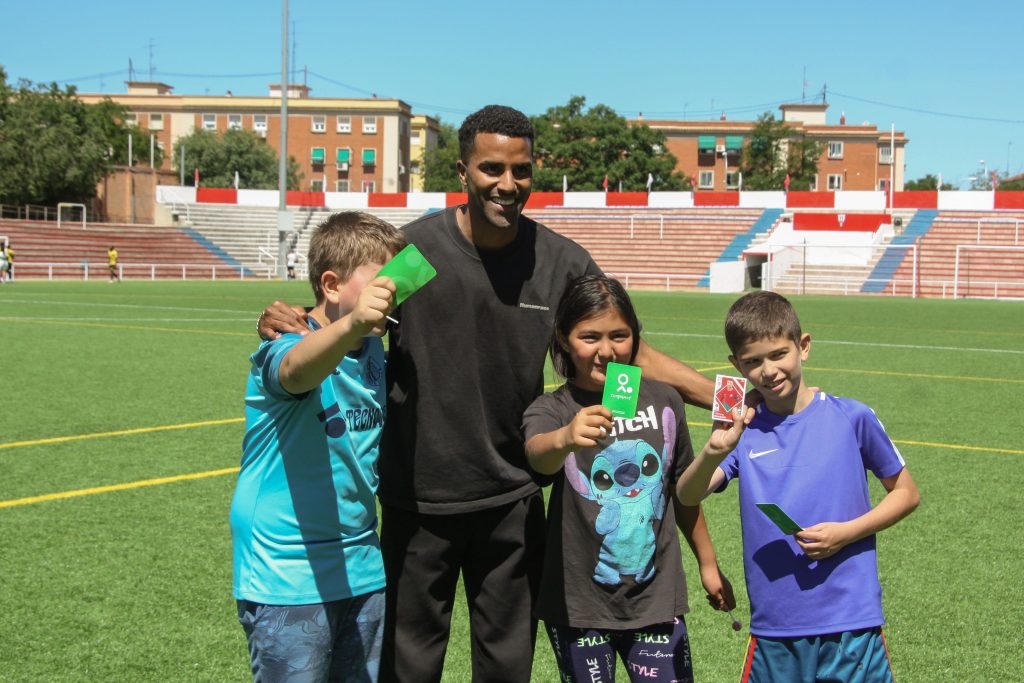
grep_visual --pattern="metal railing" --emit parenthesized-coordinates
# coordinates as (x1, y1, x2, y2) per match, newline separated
(606, 272, 704, 291)
(0, 203, 98, 223)
(11, 261, 276, 281)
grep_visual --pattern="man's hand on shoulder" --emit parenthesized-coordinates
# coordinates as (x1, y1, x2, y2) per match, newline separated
(258, 301, 310, 340)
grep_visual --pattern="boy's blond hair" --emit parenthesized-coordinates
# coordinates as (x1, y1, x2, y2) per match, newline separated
(307, 212, 406, 302)
(724, 291, 803, 354)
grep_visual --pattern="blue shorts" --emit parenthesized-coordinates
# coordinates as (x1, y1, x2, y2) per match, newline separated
(237, 589, 385, 683)
(741, 627, 893, 683)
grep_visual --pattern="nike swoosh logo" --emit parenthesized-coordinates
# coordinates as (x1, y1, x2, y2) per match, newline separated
(748, 448, 779, 459)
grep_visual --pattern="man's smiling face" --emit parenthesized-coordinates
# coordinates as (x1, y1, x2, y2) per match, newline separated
(457, 132, 533, 236)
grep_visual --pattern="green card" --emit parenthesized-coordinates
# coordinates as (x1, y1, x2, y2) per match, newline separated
(375, 244, 437, 306)
(602, 362, 642, 419)
(756, 503, 803, 535)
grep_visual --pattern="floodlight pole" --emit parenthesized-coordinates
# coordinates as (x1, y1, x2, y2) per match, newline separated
(276, 0, 291, 279)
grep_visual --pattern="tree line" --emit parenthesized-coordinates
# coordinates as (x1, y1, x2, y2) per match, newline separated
(3, 68, 1017, 207)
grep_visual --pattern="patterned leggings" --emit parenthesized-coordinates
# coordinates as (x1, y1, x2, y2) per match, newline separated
(545, 616, 693, 683)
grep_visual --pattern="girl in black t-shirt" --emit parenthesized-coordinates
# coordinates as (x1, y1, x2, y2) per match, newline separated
(522, 275, 734, 683)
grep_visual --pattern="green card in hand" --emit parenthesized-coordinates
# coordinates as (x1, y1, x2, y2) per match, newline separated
(602, 362, 642, 419)
(375, 244, 437, 306)
(756, 503, 803, 535)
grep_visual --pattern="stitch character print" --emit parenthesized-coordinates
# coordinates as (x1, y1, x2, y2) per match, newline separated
(563, 406, 676, 586)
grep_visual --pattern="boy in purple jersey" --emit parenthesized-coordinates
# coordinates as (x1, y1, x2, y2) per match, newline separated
(677, 291, 920, 683)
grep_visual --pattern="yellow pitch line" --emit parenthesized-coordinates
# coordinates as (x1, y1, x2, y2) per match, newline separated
(0, 318, 252, 337)
(0, 417, 244, 450)
(892, 439, 1024, 455)
(0, 467, 240, 509)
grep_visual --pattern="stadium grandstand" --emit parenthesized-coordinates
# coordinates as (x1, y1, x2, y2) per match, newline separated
(2, 189, 1021, 299)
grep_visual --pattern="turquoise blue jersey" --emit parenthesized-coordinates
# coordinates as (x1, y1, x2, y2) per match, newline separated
(231, 319, 387, 604)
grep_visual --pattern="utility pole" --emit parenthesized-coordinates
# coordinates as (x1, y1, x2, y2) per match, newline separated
(276, 0, 292, 279)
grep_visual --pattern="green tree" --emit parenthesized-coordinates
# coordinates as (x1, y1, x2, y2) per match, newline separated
(531, 96, 686, 191)
(739, 112, 820, 191)
(904, 174, 955, 191)
(421, 121, 460, 192)
(0, 68, 158, 206)
(999, 174, 1024, 191)
(173, 128, 300, 190)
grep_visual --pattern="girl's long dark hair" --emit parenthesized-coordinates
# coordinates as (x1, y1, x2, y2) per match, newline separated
(550, 275, 641, 380)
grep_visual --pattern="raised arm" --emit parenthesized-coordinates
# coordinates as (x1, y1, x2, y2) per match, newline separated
(278, 277, 394, 394)
(524, 405, 614, 475)
(676, 405, 753, 505)
(634, 339, 714, 410)
(796, 467, 920, 561)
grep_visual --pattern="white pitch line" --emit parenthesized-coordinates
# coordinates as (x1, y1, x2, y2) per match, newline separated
(0, 317, 253, 323)
(0, 298, 256, 315)
(645, 331, 1024, 355)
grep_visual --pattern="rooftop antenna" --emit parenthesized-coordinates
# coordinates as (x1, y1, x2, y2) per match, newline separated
(129, 58, 136, 81)
(802, 66, 806, 102)
(147, 38, 156, 80)
(822, 83, 827, 104)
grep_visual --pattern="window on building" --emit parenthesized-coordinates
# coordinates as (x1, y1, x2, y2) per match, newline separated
(827, 174, 843, 191)
(410, 162, 421, 175)
(336, 179, 350, 192)
(698, 170, 714, 189)
(202, 114, 217, 130)
(879, 179, 889, 192)
(879, 145, 893, 164)
(311, 178, 325, 192)
(228, 114, 242, 130)
(808, 175, 818, 191)
(337, 115, 351, 133)
(362, 148, 377, 166)
(697, 135, 716, 167)
(254, 115, 268, 134)
(311, 147, 326, 165)
(125, 113, 138, 127)
(410, 131, 422, 145)
(363, 116, 377, 134)
(828, 141, 844, 159)
(312, 115, 326, 133)
(725, 172, 740, 189)
(336, 148, 351, 171)
(149, 113, 164, 130)
(362, 180, 376, 193)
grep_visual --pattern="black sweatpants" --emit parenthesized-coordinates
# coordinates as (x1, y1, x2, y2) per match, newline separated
(379, 491, 546, 683)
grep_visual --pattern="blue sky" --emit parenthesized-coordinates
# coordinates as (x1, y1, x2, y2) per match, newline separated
(4, 0, 1022, 186)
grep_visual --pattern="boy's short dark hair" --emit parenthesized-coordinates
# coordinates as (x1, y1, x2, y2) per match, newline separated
(458, 105, 534, 161)
(551, 275, 641, 380)
(725, 291, 803, 353)
(307, 212, 406, 302)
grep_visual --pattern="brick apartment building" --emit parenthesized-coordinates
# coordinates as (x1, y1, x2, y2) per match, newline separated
(77, 81, 436, 193)
(640, 103, 908, 192)
(409, 114, 441, 191)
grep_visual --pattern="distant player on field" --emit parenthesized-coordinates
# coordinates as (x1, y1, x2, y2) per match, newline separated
(107, 246, 119, 283)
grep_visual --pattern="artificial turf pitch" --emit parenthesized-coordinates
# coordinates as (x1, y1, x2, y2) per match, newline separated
(0, 281, 1021, 682)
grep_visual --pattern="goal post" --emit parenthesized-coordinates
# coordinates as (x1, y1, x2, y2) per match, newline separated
(57, 203, 87, 229)
(953, 245, 1024, 299)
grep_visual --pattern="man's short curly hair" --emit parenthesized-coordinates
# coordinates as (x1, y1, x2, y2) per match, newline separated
(458, 105, 534, 161)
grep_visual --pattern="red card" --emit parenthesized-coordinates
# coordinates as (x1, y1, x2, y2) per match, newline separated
(713, 375, 748, 422)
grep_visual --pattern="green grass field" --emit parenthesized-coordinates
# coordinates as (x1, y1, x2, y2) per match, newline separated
(1, 281, 1021, 682)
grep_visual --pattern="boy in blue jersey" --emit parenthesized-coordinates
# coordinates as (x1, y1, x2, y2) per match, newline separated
(677, 291, 920, 683)
(231, 211, 405, 682)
